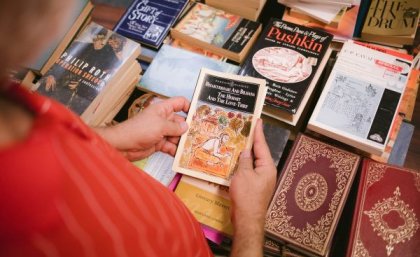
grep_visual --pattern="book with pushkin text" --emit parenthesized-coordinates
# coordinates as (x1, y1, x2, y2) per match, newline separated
(239, 18, 333, 126)
(173, 68, 267, 186)
(308, 41, 412, 156)
(265, 133, 360, 257)
(346, 159, 420, 257)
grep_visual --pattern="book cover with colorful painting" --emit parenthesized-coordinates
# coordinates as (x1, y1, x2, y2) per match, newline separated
(114, 0, 189, 48)
(173, 68, 267, 186)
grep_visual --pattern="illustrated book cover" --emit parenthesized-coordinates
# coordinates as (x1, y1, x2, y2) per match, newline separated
(36, 22, 141, 123)
(239, 18, 333, 125)
(361, 0, 420, 46)
(114, 0, 189, 48)
(346, 159, 420, 257)
(173, 68, 267, 186)
(265, 133, 360, 257)
(139, 44, 239, 100)
(308, 41, 412, 156)
(170, 2, 261, 63)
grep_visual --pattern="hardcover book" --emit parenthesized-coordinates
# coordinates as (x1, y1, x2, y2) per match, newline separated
(114, 0, 189, 49)
(265, 134, 360, 257)
(36, 22, 141, 125)
(361, 0, 420, 46)
(170, 3, 262, 63)
(173, 68, 267, 186)
(308, 41, 412, 155)
(346, 159, 420, 257)
(139, 44, 239, 100)
(239, 18, 333, 125)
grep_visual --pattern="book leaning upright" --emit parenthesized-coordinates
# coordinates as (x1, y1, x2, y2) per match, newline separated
(173, 68, 267, 186)
(308, 41, 412, 156)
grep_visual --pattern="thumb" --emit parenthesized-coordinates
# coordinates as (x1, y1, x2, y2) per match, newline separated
(163, 120, 188, 137)
(237, 150, 254, 172)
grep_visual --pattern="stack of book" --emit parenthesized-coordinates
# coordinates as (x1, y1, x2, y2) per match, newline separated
(13, 0, 94, 88)
(205, 0, 267, 21)
(35, 22, 141, 126)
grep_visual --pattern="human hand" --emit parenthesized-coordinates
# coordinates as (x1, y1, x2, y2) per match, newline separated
(95, 96, 189, 161)
(45, 75, 56, 91)
(230, 119, 276, 225)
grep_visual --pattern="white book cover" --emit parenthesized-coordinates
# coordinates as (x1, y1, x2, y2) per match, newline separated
(308, 41, 412, 155)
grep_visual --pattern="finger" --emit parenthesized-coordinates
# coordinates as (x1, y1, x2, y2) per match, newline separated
(163, 120, 188, 137)
(162, 96, 190, 114)
(160, 141, 178, 156)
(236, 149, 254, 173)
(171, 113, 186, 123)
(253, 119, 274, 168)
(167, 136, 180, 145)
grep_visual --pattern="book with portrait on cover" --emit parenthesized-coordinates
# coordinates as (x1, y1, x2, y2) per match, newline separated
(173, 68, 267, 186)
(265, 134, 360, 257)
(346, 159, 420, 257)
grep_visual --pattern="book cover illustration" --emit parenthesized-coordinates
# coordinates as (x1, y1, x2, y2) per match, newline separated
(139, 44, 239, 100)
(173, 68, 267, 186)
(309, 41, 412, 155)
(239, 18, 332, 114)
(265, 134, 360, 257)
(347, 159, 420, 257)
(37, 22, 140, 115)
(175, 3, 260, 53)
(115, 0, 188, 48)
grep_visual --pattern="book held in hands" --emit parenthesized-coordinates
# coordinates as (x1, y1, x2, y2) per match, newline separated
(239, 18, 333, 126)
(308, 41, 412, 156)
(173, 68, 267, 186)
(36, 22, 141, 126)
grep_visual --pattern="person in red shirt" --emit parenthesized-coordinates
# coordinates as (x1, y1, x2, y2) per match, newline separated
(0, 1, 277, 257)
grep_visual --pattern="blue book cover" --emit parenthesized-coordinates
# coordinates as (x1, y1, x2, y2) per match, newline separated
(139, 44, 240, 100)
(115, 0, 188, 48)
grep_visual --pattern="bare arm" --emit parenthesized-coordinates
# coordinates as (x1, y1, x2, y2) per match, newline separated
(229, 119, 277, 257)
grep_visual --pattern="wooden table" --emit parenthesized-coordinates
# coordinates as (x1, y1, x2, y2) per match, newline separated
(91, 3, 420, 170)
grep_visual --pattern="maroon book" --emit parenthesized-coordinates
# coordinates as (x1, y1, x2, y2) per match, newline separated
(265, 134, 361, 256)
(346, 159, 420, 257)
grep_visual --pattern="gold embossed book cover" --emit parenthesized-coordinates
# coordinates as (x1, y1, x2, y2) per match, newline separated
(346, 159, 420, 257)
(265, 134, 360, 257)
(173, 68, 267, 186)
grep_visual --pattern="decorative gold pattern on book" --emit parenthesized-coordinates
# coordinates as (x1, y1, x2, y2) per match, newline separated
(366, 162, 387, 187)
(414, 172, 420, 193)
(364, 187, 419, 256)
(295, 173, 328, 212)
(265, 136, 359, 255)
(354, 238, 371, 257)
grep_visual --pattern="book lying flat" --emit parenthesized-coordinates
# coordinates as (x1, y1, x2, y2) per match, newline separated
(173, 68, 267, 186)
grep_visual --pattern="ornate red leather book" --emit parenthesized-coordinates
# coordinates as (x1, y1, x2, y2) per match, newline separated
(346, 159, 420, 257)
(265, 134, 361, 257)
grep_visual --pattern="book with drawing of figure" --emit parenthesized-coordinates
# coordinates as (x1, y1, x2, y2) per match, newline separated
(170, 2, 261, 63)
(35, 22, 141, 126)
(308, 41, 412, 156)
(173, 68, 267, 186)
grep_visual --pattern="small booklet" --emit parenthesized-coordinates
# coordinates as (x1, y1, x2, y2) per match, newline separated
(173, 68, 267, 186)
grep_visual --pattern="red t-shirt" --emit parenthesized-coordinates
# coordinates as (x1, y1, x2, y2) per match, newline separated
(0, 84, 212, 257)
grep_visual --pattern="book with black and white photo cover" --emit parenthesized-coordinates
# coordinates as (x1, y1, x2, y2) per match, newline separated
(308, 41, 412, 155)
(239, 18, 333, 126)
(173, 68, 267, 186)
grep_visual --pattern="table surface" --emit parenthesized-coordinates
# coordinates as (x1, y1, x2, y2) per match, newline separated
(90, 3, 420, 171)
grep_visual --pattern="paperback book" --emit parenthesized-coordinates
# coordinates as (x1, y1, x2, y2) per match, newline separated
(36, 22, 141, 125)
(139, 44, 239, 100)
(173, 68, 267, 186)
(239, 18, 333, 125)
(170, 2, 261, 63)
(114, 0, 189, 48)
(308, 41, 412, 155)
